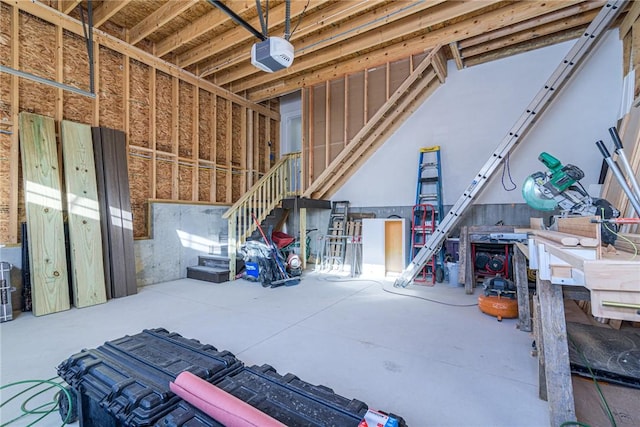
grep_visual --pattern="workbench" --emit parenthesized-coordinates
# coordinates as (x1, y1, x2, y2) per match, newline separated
(513, 237, 640, 426)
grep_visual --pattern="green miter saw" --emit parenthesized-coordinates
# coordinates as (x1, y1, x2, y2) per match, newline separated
(522, 152, 619, 244)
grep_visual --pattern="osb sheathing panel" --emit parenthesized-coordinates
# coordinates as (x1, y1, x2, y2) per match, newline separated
(215, 169, 226, 203)
(232, 168, 241, 201)
(0, 133, 10, 242)
(329, 79, 344, 149)
(198, 166, 211, 202)
(155, 157, 173, 199)
(231, 103, 242, 166)
(0, 72, 9, 122)
(99, 46, 124, 129)
(389, 58, 410, 95)
(0, 3, 11, 69)
(129, 152, 150, 238)
(198, 89, 213, 161)
(311, 85, 326, 171)
(367, 67, 386, 120)
(155, 70, 172, 153)
(178, 81, 194, 158)
(19, 12, 56, 117)
(62, 30, 91, 124)
(347, 72, 365, 142)
(129, 59, 150, 148)
(178, 163, 193, 200)
(215, 96, 227, 164)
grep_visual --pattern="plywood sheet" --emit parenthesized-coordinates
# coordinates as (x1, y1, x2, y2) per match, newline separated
(61, 120, 106, 308)
(19, 112, 70, 316)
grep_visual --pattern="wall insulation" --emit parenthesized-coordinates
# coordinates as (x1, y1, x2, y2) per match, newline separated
(0, 1, 279, 244)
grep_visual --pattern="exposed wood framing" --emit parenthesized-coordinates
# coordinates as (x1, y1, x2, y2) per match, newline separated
(0, 0, 279, 244)
(325, 81, 330, 169)
(449, 41, 464, 70)
(620, 0, 640, 39)
(58, 0, 81, 14)
(128, 0, 198, 45)
(93, 0, 128, 28)
(8, 5, 19, 243)
(195, 0, 336, 73)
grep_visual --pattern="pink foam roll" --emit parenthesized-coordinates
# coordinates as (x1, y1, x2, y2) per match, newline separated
(170, 371, 286, 427)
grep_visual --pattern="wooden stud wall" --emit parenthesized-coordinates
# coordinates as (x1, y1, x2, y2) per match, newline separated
(0, 1, 278, 244)
(303, 55, 419, 188)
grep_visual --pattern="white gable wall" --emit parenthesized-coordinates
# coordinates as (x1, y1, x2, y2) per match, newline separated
(331, 30, 623, 207)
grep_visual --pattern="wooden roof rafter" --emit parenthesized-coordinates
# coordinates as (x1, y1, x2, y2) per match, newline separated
(58, 0, 82, 14)
(227, 0, 593, 96)
(155, 0, 264, 58)
(93, 0, 129, 28)
(128, 0, 199, 45)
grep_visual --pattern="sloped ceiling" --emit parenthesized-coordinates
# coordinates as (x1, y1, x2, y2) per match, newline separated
(52, 0, 628, 102)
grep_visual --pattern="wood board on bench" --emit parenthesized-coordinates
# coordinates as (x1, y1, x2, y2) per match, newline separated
(19, 112, 70, 316)
(61, 120, 107, 308)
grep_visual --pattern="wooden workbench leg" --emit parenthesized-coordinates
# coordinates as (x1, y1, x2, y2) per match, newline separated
(537, 276, 576, 425)
(533, 292, 546, 401)
(515, 247, 532, 332)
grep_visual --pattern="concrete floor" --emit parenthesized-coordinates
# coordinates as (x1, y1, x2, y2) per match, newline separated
(0, 272, 549, 426)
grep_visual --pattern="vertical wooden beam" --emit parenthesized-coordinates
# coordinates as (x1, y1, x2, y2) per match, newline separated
(56, 24, 63, 122)
(514, 245, 532, 332)
(171, 76, 179, 199)
(449, 41, 464, 70)
(300, 207, 307, 269)
(210, 95, 217, 202)
(533, 292, 547, 401)
(308, 88, 314, 185)
(324, 81, 330, 169)
(343, 75, 349, 148)
(263, 116, 272, 173)
(363, 69, 369, 124)
(149, 68, 157, 198)
(9, 4, 19, 243)
(240, 107, 247, 193)
(192, 81, 199, 201)
(226, 98, 232, 203)
(537, 277, 576, 425)
(123, 54, 130, 157)
(246, 109, 254, 188)
(385, 62, 390, 100)
(300, 89, 307, 192)
(92, 42, 100, 126)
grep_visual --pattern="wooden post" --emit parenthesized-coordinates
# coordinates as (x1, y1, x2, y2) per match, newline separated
(9, 4, 19, 244)
(514, 245, 532, 332)
(537, 276, 576, 425)
(300, 207, 307, 270)
(533, 291, 546, 401)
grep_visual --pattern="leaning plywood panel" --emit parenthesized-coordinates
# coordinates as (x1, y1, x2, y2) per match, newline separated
(19, 112, 70, 316)
(61, 121, 107, 308)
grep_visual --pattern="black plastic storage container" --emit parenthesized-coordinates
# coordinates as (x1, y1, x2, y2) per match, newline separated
(215, 364, 407, 427)
(57, 328, 242, 426)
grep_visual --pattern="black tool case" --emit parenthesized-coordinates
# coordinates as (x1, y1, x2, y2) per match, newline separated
(215, 363, 381, 427)
(57, 328, 241, 426)
(57, 328, 407, 427)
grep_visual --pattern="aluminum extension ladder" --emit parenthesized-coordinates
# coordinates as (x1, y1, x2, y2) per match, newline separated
(394, 0, 627, 288)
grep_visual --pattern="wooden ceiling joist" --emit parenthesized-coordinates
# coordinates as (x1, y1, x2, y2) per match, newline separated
(458, 1, 603, 49)
(93, 0, 129, 28)
(180, 0, 336, 70)
(128, 0, 199, 45)
(229, 0, 589, 96)
(619, 0, 640, 39)
(58, 0, 82, 14)
(154, 1, 256, 58)
(461, 10, 598, 59)
(205, 0, 471, 82)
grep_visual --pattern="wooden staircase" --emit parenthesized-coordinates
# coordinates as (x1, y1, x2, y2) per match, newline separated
(223, 152, 302, 278)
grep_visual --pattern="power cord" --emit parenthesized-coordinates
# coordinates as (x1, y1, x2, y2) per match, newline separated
(321, 276, 478, 307)
(0, 377, 72, 426)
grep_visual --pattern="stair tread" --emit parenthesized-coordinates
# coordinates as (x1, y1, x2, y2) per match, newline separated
(187, 265, 230, 273)
(198, 255, 229, 261)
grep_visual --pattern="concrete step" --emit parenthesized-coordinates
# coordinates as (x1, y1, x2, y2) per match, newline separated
(186, 265, 230, 283)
